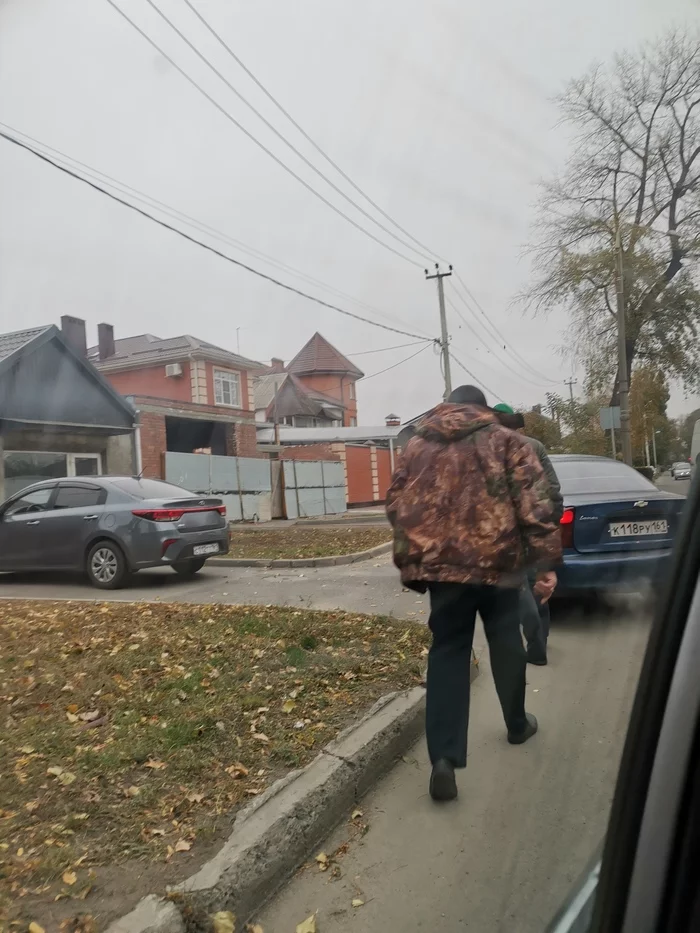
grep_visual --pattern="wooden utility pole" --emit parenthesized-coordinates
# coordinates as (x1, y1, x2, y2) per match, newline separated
(564, 377, 577, 413)
(614, 225, 634, 465)
(425, 264, 453, 398)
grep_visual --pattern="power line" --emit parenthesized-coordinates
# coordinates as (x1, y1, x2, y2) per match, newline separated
(143, 0, 433, 265)
(0, 129, 431, 342)
(103, 0, 423, 268)
(452, 273, 559, 384)
(363, 342, 433, 380)
(348, 340, 432, 356)
(449, 351, 503, 402)
(0, 121, 431, 340)
(179, 0, 445, 264)
(447, 282, 557, 388)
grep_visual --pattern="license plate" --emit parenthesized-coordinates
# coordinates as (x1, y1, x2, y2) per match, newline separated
(193, 543, 220, 556)
(610, 520, 668, 538)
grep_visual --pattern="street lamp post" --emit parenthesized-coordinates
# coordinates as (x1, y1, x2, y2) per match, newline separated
(614, 225, 634, 466)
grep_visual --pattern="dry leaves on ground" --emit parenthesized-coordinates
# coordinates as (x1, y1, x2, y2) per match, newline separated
(0, 600, 427, 924)
(227, 526, 390, 560)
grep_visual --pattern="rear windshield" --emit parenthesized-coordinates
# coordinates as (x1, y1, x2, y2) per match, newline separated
(112, 478, 196, 500)
(552, 459, 656, 496)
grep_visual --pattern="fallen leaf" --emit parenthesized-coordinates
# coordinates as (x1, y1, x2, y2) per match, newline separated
(225, 762, 249, 778)
(29, 924, 45, 933)
(145, 759, 167, 770)
(62, 870, 77, 886)
(282, 699, 296, 714)
(212, 911, 236, 933)
(66, 704, 79, 714)
(66, 713, 79, 723)
(251, 732, 270, 743)
(352, 898, 365, 908)
(75, 883, 93, 900)
(245, 925, 264, 933)
(25, 800, 40, 813)
(295, 915, 317, 933)
(187, 792, 205, 803)
(58, 771, 77, 786)
(79, 710, 100, 722)
(315, 851, 329, 871)
(174, 838, 191, 852)
(19, 745, 35, 754)
(351, 809, 363, 821)
(125, 786, 141, 798)
(47, 766, 64, 778)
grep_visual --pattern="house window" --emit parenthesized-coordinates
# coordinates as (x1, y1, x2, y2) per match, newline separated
(349, 417, 357, 427)
(214, 369, 241, 408)
(348, 382, 355, 400)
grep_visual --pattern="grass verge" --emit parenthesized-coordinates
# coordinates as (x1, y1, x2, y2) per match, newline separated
(226, 526, 391, 560)
(0, 600, 427, 928)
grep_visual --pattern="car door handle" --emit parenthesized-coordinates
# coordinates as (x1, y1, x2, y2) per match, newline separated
(26, 520, 40, 526)
(83, 515, 98, 521)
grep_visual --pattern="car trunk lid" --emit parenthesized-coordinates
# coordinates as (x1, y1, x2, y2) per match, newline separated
(568, 493, 684, 553)
(135, 498, 226, 531)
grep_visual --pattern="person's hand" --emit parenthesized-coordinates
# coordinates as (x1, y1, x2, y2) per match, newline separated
(534, 571, 557, 603)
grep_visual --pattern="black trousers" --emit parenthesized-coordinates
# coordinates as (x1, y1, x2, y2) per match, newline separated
(426, 582, 528, 768)
(520, 573, 550, 656)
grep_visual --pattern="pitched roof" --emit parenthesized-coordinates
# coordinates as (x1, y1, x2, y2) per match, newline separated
(0, 325, 53, 364)
(0, 325, 135, 428)
(88, 333, 260, 371)
(286, 332, 363, 378)
(254, 372, 347, 419)
(253, 372, 288, 411)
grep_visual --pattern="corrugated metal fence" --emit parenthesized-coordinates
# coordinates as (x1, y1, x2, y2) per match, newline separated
(165, 452, 346, 520)
(283, 459, 345, 518)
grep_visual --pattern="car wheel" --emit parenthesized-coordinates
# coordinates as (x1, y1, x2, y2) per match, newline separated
(172, 558, 206, 578)
(87, 541, 128, 590)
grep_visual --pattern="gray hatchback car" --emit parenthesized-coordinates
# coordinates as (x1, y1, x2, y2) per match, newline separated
(0, 476, 229, 589)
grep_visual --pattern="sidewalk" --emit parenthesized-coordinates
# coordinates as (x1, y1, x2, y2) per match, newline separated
(257, 610, 650, 932)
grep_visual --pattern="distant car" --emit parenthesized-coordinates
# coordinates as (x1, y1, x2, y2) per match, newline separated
(0, 476, 229, 589)
(671, 461, 692, 480)
(551, 455, 685, 596)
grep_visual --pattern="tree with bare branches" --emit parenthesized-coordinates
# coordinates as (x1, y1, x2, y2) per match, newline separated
(524, 31, 700, 399)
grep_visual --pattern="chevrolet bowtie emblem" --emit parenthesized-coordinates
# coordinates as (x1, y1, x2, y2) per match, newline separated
(634, 500, 648, 508)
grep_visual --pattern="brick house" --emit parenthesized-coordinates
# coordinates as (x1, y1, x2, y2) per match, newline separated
(89, 327, 262, 478)
(254, 333, 363, 428)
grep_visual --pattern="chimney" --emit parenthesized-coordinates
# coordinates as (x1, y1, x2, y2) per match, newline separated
(98, 322, 115, 360)
(61, 315, 87, 357)
(269, 357, 285, 373)
(385, 413, 401, 427)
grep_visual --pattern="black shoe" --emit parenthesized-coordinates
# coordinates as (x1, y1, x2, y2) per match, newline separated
(507, 712, 539, 745)
(526, 649, 548, 666)
(429, 759, 458, 801)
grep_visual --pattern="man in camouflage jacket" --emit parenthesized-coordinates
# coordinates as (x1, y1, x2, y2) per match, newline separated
(386, 386, 562, 801)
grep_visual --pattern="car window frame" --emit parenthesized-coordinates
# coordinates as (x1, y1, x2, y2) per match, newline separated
(2, 483, 58, 517)
(52, 482, 107, 510)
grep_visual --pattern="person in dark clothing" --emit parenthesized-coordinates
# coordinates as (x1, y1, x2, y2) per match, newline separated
(492, 404, 562, 665)
(386, 386, 561, 801)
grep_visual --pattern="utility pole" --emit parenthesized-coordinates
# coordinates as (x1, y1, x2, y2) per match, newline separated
(614, 224, 634, 465)
(425, 264, 453, 398)
(564, 377, 577, 410)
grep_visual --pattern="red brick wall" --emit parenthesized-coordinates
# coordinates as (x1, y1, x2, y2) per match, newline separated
(297, 374, 358, 426)
(139, 412, 166, 479)
(106, 365, 193, 403)
(233, 423, 265, 459)
(345, 446, 373, 504)
(132, 395, 253, 422)
(376, 447, 392, 501)
(280, 444, 341, 462)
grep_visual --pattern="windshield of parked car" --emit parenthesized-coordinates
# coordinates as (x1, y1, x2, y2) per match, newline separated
(553, 459, 657, 496)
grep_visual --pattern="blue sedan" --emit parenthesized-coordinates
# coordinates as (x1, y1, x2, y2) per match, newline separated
(550, 455, 685, 596)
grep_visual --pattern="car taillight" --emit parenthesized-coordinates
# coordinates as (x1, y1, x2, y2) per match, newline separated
(560, 507, 575, 549)
(133, 506, 226, 522)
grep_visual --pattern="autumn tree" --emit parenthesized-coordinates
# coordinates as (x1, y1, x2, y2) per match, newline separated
(522, 409, 563, 450)
(546, 392, 609, 456)
(629, 365, 671, 463)
(524, 31, 700, 399)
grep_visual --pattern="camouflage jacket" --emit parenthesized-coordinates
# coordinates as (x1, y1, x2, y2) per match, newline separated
(386, 403, 562, 590)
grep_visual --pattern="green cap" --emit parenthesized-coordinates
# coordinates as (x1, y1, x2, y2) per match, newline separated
(492, 403, 514, 414)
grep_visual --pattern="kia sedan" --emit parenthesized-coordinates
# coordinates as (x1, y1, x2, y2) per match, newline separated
(0, 476, 229, 589)
(551, 455, 685, 596)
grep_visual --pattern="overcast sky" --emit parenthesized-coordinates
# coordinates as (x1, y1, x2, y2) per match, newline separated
(1, 0, 698, 423)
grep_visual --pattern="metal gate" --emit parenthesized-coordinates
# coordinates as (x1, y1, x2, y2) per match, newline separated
(165, 452, 272, 522)
(283, 459, 346, 518)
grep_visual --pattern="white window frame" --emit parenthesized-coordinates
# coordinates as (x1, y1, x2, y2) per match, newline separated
(348, 382, 355, 400)
(4, 451, 102, 476)
(213, 368, 242, 408)
(349, 417, 357, 427)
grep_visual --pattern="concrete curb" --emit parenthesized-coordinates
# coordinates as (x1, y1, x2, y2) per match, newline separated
(108, 657, 480, 933)
(209, 540, 392, 569)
